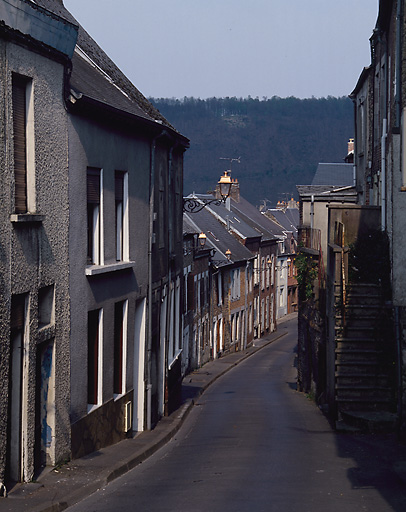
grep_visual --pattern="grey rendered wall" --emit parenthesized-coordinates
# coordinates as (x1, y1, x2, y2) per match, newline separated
(0, 40, 71, 481)
(68, 116, 150, 425)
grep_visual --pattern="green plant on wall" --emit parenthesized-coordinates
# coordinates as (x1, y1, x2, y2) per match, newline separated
(295, 250, 318, 300)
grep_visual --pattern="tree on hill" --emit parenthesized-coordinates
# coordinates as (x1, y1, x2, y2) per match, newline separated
(151, 96, 353, 206)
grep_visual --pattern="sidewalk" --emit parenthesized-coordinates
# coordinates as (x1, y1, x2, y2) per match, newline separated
(4, 314, 296, 512)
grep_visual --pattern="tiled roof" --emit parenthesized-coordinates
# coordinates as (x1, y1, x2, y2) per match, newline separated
(311, 163, 353, 186)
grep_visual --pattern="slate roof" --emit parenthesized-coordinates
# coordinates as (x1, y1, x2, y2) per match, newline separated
(230, 195, 285, 240)
(296, 185, 357, 203)
(183, 217, 198, 236)
(187, 194, 260, 241)
(184, 207, 254, 267)
(311, 163, 353, 186)
(266, 208, 299, 235)
(33, 0, 185, 138)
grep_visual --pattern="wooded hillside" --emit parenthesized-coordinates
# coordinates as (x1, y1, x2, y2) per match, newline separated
(151, 96, 354, 206)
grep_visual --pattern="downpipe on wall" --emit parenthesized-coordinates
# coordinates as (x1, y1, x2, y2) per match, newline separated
(381, 118, 387, 231)
(147, 129, 167, 430)
(394, 306, 403, 437)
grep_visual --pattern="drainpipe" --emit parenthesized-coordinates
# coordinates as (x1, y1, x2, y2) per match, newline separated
(244, 261, 249, 350)
(394, 306, 403, 437)
(147, 129, 166, 430)
(310, 195, 314, 230)
(164, 139, 179, 416)
(381, 118, 387, 231)
(395, 0, 403, 130)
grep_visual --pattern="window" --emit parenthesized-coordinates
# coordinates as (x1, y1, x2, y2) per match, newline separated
(9, 294, 28, 482)
(254, 256, 259, 285)
(271, 255, 275, 286)
(187, 272, 194, 313)
(261, 258, 265, 291)
(266, 296, 269, 329)
(87, 168, 102, 265)
(38, 285, 55, 328)
(12, 74, 35, 213)
(266, 259, 270, 288)
(231, 314, 235, 343)
(231, 269, 240, 300)
(194, 276, 198, 314)
(114, 301, 127, 396)
(88, 309, 102, 407)
(279, 288, 284, 308)
(115, 171, 128, 261)
(217, 273, 222, 306)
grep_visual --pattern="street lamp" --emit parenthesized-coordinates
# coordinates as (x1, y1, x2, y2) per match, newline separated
(183, 171, 233, 213)
(198, 232, 207, 248)
(218, 171, 232, 200)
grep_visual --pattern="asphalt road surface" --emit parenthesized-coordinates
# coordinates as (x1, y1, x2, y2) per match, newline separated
(67, 317, 406, 512)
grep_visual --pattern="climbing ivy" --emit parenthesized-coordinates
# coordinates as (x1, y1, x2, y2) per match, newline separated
(295, 250, 318, 300)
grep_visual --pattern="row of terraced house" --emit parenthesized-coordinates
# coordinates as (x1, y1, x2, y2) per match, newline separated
(182, 181, 299, 376)
(0, 0, 298, 490)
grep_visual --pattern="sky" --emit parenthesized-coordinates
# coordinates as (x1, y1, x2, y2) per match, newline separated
(63, 0, 379, 100)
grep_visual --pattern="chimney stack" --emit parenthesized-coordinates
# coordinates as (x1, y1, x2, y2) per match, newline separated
(230, 178, 240, 203)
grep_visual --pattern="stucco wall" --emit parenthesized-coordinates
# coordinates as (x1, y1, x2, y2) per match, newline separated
(0, 39, 71, 482)
(68, 115, 150, 428)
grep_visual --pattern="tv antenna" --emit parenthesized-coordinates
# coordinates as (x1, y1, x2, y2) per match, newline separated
(220, 156, 241, 172)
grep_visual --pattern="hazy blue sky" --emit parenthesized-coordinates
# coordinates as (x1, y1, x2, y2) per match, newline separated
(64, 0, 379, 100)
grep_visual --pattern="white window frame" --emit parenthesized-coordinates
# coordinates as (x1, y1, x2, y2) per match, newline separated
(88, 308, 103, 413)
(114, 300, 128, 399)
(116, 171, 129, 261)
(87, 169, 104, 266)
(254, 255, 259, 285)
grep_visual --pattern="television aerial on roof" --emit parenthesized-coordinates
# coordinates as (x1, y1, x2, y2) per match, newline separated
(219, 156, 241, 173)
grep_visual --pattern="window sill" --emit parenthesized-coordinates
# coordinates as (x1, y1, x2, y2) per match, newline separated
(168, 349, 182, 370)
(10, 213, 44, 223)
(86, 261, 136, 276)
(38, 324, 56, 343)
(87, 403, 102, 414)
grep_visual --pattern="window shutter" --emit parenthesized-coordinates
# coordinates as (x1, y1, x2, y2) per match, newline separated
(11, 295, 25, 331)
(12, 76, 27, 214)
(87, 169, 100, 204)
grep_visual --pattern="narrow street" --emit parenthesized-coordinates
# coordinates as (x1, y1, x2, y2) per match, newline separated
(67, 316, 406, 512)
